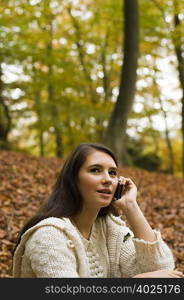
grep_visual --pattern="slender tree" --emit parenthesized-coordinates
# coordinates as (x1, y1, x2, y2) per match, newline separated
(173, 1, 184, 176)
(150, 0, 184, 175)
(0, 63, 11, 149)
(47, 14, 63, 157)
(103, 0, 139, 163)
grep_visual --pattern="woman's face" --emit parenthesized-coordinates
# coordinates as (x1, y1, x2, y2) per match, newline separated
(77, 150, 118, 210)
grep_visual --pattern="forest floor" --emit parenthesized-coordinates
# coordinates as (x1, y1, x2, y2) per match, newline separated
(0, 150, 184, 277)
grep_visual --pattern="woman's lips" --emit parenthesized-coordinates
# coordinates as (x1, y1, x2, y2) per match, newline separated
(97, 191, 112, 197)
(97, 189, 112, 194)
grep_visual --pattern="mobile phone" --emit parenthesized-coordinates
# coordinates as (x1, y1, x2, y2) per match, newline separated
(114, 183, 125, 201)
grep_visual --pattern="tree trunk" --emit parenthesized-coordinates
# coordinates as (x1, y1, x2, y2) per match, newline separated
(34, 89, 45, 157)
(48, 82, 64, 158)
(158, 97, 175, 174)
(67, 6, 98, 104)
(152, 73, 175, 174)
(0, 64, 11, 149)
(146, 114, 160, 154)
(47, 16, 63, 158)
(173, 4, 184, 176)
(101, 28, 110, 103)
(103, 0, 139, 164)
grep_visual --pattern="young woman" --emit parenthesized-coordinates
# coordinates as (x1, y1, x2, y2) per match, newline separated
(12, 143, 183, 278)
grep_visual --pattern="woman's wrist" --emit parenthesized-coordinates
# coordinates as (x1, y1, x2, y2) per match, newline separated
(123, 200, 140, 216)
(121, 201, 156, 242)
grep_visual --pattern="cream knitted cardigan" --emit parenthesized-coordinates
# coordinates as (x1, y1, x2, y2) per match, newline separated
(13, 214, 175, 277)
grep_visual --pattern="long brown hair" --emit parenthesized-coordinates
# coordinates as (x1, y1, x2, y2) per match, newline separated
(13, 143, 118, 253)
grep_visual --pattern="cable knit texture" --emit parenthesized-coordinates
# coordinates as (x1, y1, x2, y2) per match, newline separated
(13, 214, 175, 277)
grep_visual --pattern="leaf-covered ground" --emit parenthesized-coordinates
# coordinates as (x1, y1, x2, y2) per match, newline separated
(0, 150, 184, 277)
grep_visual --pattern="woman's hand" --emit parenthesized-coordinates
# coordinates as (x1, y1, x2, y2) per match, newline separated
(112, 176, 138, 215)
(133, 269, 184, 278)
(112, 176, 156, 242)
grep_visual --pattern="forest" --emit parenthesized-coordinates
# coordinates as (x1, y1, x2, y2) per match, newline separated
(0, 0, 184, 277)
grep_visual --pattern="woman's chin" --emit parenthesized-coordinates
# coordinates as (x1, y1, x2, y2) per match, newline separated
(97, 199, 112, 207)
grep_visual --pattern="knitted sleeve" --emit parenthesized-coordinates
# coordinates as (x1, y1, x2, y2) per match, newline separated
(24, 226, 79, 277)
(119, 229, 175, 277)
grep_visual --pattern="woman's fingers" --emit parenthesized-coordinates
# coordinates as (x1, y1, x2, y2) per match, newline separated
(118, 176, 135, 190)
(167, 270, 184, 277)
(172, 270, 184, 277)
(133, 269, 184, 278)
(118, 176, 126, 184)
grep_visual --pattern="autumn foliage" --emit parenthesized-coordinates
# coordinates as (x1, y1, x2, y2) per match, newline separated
(0, 150, 184, 278)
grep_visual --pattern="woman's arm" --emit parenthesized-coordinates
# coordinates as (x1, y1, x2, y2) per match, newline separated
(113, 177, 156, 241)
(133, 269, 184, 278)
(122, 200, 156, 242)
(112, 177, 177, 277)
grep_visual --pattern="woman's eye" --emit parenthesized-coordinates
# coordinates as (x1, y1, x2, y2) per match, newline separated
(109, 170, 117, 176)
(90, 168, 100, 173)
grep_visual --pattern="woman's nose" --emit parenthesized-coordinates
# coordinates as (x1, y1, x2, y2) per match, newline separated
(102, 172, 112, 184)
